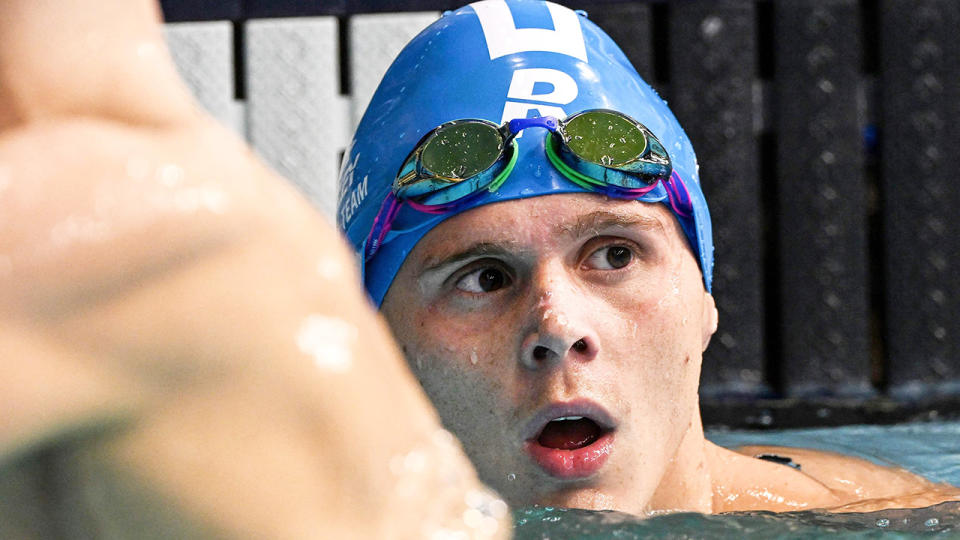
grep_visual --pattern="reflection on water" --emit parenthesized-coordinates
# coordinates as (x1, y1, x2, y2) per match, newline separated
(513, 502, 959, 539)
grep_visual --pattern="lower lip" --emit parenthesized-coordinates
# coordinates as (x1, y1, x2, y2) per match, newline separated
(524, 431, 615, 479)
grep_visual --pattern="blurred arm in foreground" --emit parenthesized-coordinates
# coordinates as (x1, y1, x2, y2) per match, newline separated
(0, 0, 508, 537)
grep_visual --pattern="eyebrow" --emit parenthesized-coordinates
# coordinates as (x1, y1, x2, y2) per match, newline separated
(558, 210, 664, 239)
(420, 242, 518, 274)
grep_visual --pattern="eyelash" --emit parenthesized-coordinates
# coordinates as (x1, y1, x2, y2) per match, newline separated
(449, 259, 513, 295)
(441, 237, 643, 297)
(581, 238, 642, 271)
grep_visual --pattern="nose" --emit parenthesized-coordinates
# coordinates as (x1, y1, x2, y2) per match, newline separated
(518, 273, 599, 370)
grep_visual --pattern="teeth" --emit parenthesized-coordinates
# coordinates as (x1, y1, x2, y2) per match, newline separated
(552, 416, 584, 422)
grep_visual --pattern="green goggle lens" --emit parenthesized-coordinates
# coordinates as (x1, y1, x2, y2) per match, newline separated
(420, 122, 504, 180)
(563, 111, 647, 167)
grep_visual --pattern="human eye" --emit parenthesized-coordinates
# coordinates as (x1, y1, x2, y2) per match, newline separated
(584, 244, 635, 271)
(454, 264, 513, 294)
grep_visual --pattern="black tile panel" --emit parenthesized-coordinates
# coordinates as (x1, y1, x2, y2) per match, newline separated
(774, 0, 872, 397)
(879, 0, 960, 399)
(159, 0, 241, 22)
(669, 0, 767, 397)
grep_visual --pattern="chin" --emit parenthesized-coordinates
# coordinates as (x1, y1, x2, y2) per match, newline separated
(536, 487, 621, 511)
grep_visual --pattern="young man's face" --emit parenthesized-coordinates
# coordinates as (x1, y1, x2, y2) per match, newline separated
(382, 193, 717, 513)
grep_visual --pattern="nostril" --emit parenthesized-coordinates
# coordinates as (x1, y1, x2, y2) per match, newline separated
(532, 346, 551, 361)
(572, 339, 588, 353)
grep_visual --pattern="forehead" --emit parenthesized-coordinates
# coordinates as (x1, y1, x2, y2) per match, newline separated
(410, 193, 687, 260)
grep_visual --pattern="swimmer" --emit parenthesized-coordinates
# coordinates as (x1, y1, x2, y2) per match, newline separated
(0, 0, 508, 537)
(338, 0, 960, 516)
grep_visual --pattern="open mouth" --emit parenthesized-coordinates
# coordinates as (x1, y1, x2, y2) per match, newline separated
(524, 403, 616, 479)
(537, 416, 605, 450)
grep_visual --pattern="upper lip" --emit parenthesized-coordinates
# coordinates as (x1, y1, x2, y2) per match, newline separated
(521, 399, 617, 442)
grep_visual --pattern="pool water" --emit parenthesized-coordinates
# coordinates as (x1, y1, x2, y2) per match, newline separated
(512, 421, 960, 538)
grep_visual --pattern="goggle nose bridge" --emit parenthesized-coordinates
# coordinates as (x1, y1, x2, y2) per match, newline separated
(506, 116, 560, 137)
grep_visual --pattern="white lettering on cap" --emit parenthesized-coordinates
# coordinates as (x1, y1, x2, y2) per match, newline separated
(506, 68, 578, 104)
(472, 0, 587, 61)
(499, 68, 577, 134)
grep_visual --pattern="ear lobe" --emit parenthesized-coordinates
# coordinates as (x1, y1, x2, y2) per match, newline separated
(701, 292, 718, 351)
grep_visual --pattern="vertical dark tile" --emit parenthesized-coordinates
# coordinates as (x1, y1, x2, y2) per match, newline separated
(879, 0, 960, 399)
(244, 0, 345, 18)
(669, 0, 767, 397)
(774, 0, 872, 397)
(159, 0, 241, 22)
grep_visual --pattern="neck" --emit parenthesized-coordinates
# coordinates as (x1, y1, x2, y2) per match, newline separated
(645, 408, 713, 514)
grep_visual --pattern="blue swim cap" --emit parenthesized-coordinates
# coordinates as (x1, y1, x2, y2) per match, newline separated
(338, 0, 713, 306)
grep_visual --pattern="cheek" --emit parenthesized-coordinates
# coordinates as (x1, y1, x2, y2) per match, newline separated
(398, 318, 509, 413)
(604, 266, 703, 392)
(401, 339, 519, 467)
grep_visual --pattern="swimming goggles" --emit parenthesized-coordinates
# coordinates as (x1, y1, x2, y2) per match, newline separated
(364, 109, 693, 260)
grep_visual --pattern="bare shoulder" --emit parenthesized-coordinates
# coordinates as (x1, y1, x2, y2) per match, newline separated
(0, 115, 509, 538)
(734, 444, 960, 512)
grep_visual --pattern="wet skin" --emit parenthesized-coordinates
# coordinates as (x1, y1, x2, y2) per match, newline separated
(383, 193, 960, 515)
(384, 193, 720, 514)
(0, 0, 510, 537)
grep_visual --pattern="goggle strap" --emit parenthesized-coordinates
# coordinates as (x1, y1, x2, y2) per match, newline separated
(407, 198, 455, 214)
(364, 192, 401, 260)
(664, 171, 693, 218)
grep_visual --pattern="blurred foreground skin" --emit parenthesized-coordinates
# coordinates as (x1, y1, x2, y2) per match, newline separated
(0, 0, 509, 538)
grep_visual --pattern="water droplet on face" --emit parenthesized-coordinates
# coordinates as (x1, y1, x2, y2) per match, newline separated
(925, 517, 940, 527)
(876, 518, 890, 528)
(470, 350, 478, 365)
(507, 473, 516, 481)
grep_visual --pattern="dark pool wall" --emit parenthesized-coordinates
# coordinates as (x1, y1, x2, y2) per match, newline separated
(159, 0, 960, 428)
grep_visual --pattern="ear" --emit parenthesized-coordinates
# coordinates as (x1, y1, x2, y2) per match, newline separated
(701, 292, 718, 352)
